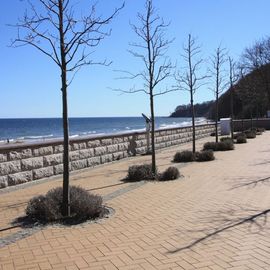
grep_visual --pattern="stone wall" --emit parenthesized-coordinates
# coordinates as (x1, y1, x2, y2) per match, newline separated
(0, 124, 215, 189)
(233, 118, 270, 131)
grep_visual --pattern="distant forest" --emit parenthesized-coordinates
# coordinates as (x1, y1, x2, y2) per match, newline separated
(170, 101, 214, 118)
(171, 37, 270, 120)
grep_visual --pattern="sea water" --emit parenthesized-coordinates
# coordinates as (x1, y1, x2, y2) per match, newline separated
(0, 117, 206, 143)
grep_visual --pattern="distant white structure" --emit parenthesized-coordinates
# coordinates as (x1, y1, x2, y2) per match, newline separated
(220, 118, 231, 135)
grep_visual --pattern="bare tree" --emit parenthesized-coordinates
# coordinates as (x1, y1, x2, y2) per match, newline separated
(210, 46, 227, 142)
(228, 56, 239, 138)
(175, 34, 207, 153)
(115, 0, 174, 177)
(11, 0, 123, 216)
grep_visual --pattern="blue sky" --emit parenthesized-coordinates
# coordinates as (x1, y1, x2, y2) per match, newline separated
(1, 0, 270, 118)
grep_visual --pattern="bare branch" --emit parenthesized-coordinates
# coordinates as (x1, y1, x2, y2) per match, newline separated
(111, 86, 149, 96)
(113, 0, 174, 176)
(11, 0, 124, 81)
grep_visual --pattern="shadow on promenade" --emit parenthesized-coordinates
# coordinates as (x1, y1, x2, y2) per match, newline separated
(169, 206, 270, 254)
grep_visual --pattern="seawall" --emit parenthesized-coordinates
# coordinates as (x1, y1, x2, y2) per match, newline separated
(233, 118, 270, 131)
(0, 124, 215, 189)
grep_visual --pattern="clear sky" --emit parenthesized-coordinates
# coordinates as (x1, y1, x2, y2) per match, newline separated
(1, 0, 270, 118)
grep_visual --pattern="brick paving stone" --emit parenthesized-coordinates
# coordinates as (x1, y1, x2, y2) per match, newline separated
(1, 134, 270, 269)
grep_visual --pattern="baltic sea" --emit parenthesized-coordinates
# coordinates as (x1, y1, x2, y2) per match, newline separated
(0, 117, 206, 143)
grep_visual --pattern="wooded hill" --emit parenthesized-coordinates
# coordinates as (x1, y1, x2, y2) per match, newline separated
(170, 101, 214, 118)
(170, 63, 270, 119)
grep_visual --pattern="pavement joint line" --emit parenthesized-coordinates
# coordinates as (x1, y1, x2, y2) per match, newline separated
(103, 181, 147, 202)
(0, 225, 42, 249)
(0, 181, 147, 248)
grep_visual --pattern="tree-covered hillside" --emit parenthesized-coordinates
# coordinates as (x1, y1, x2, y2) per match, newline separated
(170, 101, 214, 118)
(171, 37, 270, 120)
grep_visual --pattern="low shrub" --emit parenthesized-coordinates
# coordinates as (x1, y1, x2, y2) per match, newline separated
(203, 142, 218, 151)
(257, 127, 265, 132)
(173, 150, 196, 163)
(220, 137, 233, 143)
(218, 140, 235, 151)
(234, 132, 246, 139)
(160, 167, 180, 181)
(256, 131, 262, 135)
(26, 186, 104, 223)
(203, 141, 234, 151)
(196, 150, 215, 162)
(236, 135, 247, 144)
(233, 132, 243, 139)
(126, 164, 155, 181)
(245, 131, 256, 139)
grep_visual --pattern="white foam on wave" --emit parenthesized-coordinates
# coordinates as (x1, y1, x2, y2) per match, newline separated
(116, 128, 145, 134)
(25, 134, 54, 140)
(70, 134, 79, 138)
(158, 118, 207, 130)
(82, 131, 97, 135)
(14, 134, 54, 141)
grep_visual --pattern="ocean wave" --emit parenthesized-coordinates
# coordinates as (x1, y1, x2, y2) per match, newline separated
(116, 128, 145, 134)
(158, 118, 207, 130)
(17, 134, 54, 140)
(82, 131, 97, 135)
(70, 134, 79, 138)
(28, 134, 53, 139)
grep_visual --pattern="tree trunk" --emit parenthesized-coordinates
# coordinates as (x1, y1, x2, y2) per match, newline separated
(250, 110, 253, 130)
(59, 0, 70, 217)
(230, 88, 234, 139)
(150, 92, 156, 177)
(191, 96, 196, 153)
(61, 83, 70, 217)
(215, 93, 219, 143)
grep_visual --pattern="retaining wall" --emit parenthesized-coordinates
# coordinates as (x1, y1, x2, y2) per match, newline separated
(0, 124, 215, 189)
(233, 118, 270, 131)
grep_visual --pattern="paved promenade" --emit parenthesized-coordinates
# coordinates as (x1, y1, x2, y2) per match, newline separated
(1, 133, 270, 269)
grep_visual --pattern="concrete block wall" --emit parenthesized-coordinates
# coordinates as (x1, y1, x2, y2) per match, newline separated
(0, 124, 215, 189)
(233, 118, 270, 131)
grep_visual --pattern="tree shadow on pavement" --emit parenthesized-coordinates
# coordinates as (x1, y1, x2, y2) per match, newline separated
(228, 175, 270, 190)
(169, 172, 270, 254)
(250, 159, 270, 166)
(169, 206, 270, 254)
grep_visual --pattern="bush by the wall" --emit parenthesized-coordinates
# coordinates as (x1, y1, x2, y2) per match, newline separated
(196, 150, 215, 162)
(257, 127, 265, 133)
(160, 167, 180, 181)
(233, 132, 246, 140)
(203, 142, 218, 151)
(126, 164, 155, 181)
(173, 150, 196, 162)
(26, 186, 104, 223)
(234, 132, 246, 139)
(236, 135, 247, 144)
(203, 141, 234, 151)
(218, 140, 235, 151)
(220, 137, 233, 143)
(245, 131, 256, 139)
